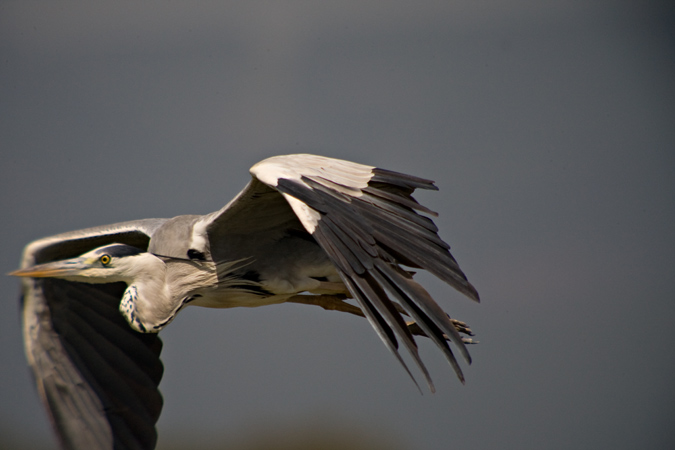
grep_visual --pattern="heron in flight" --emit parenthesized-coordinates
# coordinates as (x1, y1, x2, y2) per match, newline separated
(11, 154, 479, 450)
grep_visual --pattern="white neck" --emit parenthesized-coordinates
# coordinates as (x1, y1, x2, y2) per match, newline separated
(119, 255, 218, 333)
(118, 254, 172, 333)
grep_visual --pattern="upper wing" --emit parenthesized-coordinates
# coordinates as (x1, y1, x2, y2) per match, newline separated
(205, 154, 479, 391)
(17, 219, 167, 450)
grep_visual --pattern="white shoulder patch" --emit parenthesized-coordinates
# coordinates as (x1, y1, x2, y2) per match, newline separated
(189, 218, 210, 255)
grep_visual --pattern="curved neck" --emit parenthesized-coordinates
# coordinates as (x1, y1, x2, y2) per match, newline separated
(119, 257, 217, 333)
(118, 255, 173, 333)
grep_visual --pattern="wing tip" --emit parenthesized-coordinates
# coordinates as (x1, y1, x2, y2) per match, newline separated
(467, 283, 480, 303)
(370, 167, 438, 191)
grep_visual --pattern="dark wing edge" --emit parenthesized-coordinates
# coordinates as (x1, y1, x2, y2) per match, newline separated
(250, 154, 479, 392)
(18, 219, 167, 450)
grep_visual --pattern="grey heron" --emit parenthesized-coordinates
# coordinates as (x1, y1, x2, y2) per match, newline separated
(10, 154, 479, 450)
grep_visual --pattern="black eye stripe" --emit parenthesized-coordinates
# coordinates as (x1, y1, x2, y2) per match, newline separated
(100, 244, 144, 258)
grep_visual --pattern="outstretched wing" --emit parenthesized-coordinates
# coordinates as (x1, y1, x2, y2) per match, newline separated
(17, 219, 167, 450)
(205, 154, 479, 391)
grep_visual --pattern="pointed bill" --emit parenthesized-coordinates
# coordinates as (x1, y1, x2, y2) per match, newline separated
(9, 257, 89, 278)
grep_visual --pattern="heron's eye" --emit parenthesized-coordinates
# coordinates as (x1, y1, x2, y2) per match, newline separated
(99, 254, 112, 266)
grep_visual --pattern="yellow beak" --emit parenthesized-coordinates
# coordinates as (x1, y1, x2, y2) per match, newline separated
(8, 258, 88, 278)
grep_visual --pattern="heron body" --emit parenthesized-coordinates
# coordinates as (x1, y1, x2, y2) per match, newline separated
(11, 154, 479, 450)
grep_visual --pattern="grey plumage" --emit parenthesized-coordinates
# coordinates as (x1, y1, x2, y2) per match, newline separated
(11, 154, 479, 450)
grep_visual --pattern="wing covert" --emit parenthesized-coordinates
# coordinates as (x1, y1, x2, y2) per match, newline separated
(249, 154, 479, 390)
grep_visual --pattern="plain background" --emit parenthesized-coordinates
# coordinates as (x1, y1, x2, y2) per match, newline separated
(1, 1, 674, 449)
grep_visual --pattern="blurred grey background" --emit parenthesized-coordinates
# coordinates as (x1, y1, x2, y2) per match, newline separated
(1, 1, 674, 449)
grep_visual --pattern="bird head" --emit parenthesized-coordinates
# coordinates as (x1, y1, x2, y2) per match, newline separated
(9, 244, 154, 284)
